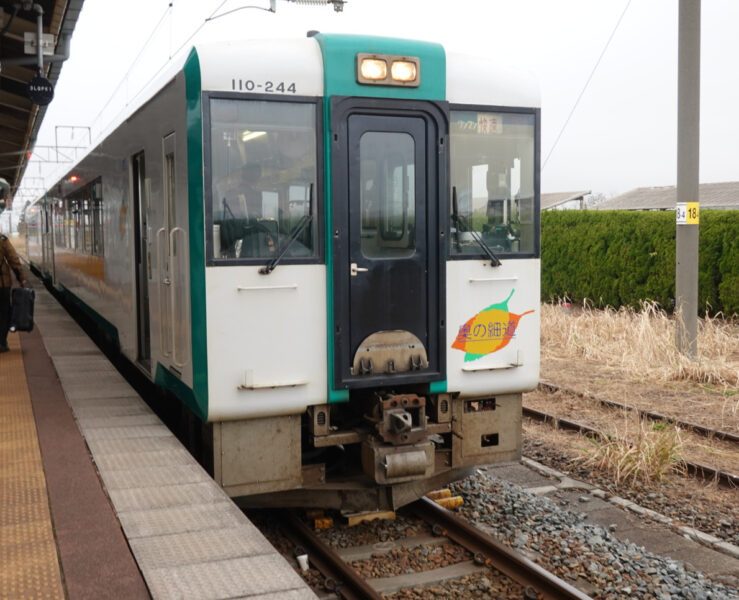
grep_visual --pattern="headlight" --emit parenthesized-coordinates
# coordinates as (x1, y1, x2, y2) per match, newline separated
(391, 60, 417, 83)
(359, 58, 388, 80)
(356, 54, 420, 87)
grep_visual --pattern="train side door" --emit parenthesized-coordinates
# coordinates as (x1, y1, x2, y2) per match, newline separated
(42, 195, 54, 280)
(158, 133, 187, 372)
(332, 100, 446, 388)
(132, 152, 151, 369)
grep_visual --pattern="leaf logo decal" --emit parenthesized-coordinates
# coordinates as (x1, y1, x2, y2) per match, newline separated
(452, 289, 534, 362)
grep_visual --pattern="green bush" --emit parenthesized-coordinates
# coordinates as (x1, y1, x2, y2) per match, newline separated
(541, 209, 739, 316)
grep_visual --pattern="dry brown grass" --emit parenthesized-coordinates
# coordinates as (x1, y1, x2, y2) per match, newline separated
(541, 300, 739, 398)
(524, 387, 739, 472)
(523, 419, 737, 513)
(578, 419, 685, 486)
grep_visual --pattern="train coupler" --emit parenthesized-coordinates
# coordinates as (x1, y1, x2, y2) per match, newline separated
(371, 392, 427, 446)
(360, 437, 435, 485)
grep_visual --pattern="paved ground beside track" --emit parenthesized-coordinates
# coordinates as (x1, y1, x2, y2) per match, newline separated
(0, 278, 317, 600)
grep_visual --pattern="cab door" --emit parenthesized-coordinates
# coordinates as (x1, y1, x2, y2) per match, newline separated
(332, 99, 447, 388)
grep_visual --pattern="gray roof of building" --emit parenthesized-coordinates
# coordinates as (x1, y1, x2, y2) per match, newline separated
(541, 190, 591, 210)
(595, 181, 739, 210)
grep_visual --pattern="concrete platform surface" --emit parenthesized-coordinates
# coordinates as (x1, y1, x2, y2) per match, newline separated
(1, 280, 317, 600)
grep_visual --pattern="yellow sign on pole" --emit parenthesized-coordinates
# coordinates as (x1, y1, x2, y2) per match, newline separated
(676, 202, 699, 225)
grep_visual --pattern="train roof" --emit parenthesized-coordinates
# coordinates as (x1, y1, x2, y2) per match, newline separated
(105, 34, 540, 135)
(192, 34, 540, 108)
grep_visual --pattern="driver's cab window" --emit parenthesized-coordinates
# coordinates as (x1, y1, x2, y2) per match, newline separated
(209, 99, 317, 261)
(450, 110, 536, 256)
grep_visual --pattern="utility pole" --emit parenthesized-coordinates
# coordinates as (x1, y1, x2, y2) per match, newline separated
(675, 0, 700, 359)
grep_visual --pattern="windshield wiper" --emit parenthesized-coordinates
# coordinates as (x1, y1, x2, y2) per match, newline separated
(260, 183, 313, 275)
(452, 186, 501, 267)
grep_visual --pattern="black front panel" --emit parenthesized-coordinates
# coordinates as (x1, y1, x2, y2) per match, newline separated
(331, 97, 448, 389)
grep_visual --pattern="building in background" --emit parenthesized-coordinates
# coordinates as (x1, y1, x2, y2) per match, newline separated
(595, 182, 739, 211)
(541, 190, 591, 211)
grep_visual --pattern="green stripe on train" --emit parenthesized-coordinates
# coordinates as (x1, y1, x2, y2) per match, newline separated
(183, 47, 209, 421)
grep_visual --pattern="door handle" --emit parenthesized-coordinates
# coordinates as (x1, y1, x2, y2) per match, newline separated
(350, 263, 369, 276)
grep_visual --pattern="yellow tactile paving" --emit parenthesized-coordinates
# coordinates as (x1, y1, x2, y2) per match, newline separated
(0, 332, 65, 600)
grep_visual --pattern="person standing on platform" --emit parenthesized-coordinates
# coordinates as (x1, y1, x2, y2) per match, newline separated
(0, 234, 27, 353)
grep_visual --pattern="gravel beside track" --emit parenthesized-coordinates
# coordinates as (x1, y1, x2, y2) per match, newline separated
(448, 472, 737, 600)
(523, 431, 738, 548)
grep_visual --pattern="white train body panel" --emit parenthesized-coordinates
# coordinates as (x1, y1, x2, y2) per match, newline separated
(206, 264, 327, 420)
(445, 259, 540, 396)
(198, 38, 324, 96)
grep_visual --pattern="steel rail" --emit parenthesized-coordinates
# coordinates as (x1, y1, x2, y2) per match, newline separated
(539, 381, 739, 444)
(410, 497, 593, 600)
(522, 406, 739, 488)
(278, 510, 383, 600)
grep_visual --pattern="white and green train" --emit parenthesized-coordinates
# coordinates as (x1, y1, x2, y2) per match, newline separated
(26, 33, 541, 510)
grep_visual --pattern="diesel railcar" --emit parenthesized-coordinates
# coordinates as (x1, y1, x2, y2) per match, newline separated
(25, 33, 541, 510)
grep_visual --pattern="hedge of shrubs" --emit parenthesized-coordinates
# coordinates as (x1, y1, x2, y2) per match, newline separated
(540, 209, 739, 316)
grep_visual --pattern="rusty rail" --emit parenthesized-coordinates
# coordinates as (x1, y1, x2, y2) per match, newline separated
(522, 406, 739, 488)
(278, 510, 383, 600)
(410, 497, 593, 600)
(539, 381, 739, 444)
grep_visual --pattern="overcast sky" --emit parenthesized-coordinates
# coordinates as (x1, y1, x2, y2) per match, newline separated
(17, 0, 739, 205)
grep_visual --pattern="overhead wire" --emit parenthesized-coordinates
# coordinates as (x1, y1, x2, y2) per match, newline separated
(92, 0, 231, 141)
(543, 0, 632, 169)
(206, 4, 275, 21)
(91, 2, 173, 128)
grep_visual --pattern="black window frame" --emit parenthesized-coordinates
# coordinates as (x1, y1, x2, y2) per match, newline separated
(447, 103, 541, 261)
(203, 91, 324, 267)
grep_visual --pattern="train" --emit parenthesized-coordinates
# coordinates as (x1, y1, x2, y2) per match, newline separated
(24, 33, 541, 511)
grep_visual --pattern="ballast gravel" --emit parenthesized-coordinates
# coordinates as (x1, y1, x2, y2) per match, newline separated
(449, 472, 737, 600)
(524, 438, 738, 547)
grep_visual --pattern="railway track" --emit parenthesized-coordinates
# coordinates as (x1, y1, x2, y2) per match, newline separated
(538, 381, 739, 444)
(277, 499, 593, 600)
(522, 404, 739, 488)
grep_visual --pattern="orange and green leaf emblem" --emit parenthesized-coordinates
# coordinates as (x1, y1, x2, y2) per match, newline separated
(452, 289, 534, 362)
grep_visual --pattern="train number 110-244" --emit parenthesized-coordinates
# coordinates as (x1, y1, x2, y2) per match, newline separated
(232, 79, 297, 93)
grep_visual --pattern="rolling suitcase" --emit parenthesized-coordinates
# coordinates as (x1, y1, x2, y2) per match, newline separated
(9, 287, 35, 332)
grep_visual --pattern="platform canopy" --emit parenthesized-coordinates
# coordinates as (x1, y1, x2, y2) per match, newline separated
(0, 0, 84, 206)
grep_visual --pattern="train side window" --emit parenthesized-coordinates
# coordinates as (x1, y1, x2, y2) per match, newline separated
(63, 177, 103, 256)
(53, 199, 64, 247)
(91, 180, 104, 256)
(71, 199, 81, 251)
(208, 98, 318, 262)
(450, 109, 537, 257)
(84, 198, 92, 252)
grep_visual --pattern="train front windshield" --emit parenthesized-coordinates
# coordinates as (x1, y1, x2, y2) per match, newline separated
(449, 110, 537, 256)
(208, 98, 318, 262)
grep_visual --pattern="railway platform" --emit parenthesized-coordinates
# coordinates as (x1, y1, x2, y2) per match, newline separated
(0, 279, 317, 600)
